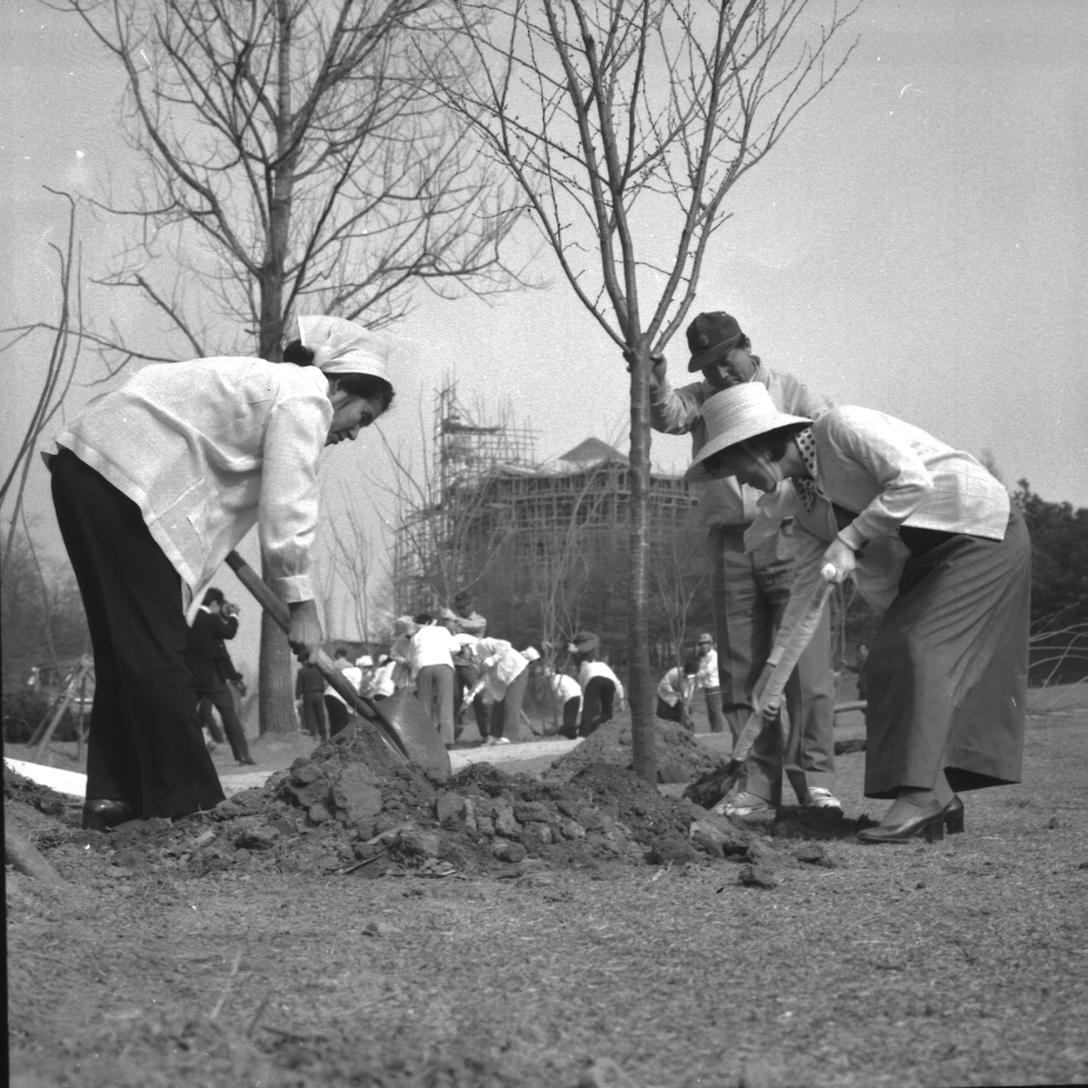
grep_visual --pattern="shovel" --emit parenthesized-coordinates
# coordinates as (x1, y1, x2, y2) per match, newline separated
(710, 574, 836, 810)
(225, 551, 451, 781)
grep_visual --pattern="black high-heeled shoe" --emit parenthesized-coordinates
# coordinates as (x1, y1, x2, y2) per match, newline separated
(944, 795, 965, 834)
(82, 799, 135, 831)
(856, 799, 946, 844)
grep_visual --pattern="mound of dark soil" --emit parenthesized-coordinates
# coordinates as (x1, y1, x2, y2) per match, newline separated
(5, 717, 759, 880)
(545, 717, 724, 783)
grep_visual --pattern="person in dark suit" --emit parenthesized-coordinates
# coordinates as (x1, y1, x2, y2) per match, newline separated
(186, 588, 256, 765)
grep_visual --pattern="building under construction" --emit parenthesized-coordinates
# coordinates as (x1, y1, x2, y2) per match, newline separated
(392, 381, 711, 671)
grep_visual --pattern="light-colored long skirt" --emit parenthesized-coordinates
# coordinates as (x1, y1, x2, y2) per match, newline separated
(863, 507, 1031, 798)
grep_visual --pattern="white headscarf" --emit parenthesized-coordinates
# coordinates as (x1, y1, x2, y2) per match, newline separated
(296, 315, 390, 384)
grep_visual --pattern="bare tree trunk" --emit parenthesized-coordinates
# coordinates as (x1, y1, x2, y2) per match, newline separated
(627, 354, 655, 781)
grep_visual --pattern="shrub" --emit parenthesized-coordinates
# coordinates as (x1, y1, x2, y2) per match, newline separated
(2, 688, 86, 744)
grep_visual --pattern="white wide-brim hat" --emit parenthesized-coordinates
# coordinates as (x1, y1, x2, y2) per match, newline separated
(685, 383, 812, 483)
(297, 314, 390, 384)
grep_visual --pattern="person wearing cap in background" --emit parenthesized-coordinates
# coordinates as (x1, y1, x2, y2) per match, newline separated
(459, 636, 533, 745)
(691, 632, 726, 734)
(46, 313, 394, 830)
(648, 310, 840, 815)
(656, 657, 698, 731)
(687, 382, 1030, 843)
(565, 630, 625, 739)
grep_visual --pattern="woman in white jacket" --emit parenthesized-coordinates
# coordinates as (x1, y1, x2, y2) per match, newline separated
(48, 315, 393, 830)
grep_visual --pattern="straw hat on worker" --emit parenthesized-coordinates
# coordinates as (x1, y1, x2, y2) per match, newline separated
(685, 383, 813, 484)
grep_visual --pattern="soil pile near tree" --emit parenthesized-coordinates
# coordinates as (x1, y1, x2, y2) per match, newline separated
(5, 715, 855, 880)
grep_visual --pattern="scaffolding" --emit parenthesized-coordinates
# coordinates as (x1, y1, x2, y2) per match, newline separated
(392, 378, 538, 611)
(391, 379, 707, 670)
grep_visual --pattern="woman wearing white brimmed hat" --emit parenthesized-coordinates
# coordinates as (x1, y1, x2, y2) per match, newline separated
(47, 314, 394, 829)
(688, 383, 1030, 843)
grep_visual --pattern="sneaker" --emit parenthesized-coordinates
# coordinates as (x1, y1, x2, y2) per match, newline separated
(803, 787, 842, 810)
(713, 791, 776, 818)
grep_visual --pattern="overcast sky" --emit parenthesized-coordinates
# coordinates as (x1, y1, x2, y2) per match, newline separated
(3, 1, 1087, 658)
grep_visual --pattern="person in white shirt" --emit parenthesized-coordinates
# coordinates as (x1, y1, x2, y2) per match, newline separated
(691, 633, 726, 733)
(547, 670, 583, 738)
(47, 314, 393, 830)
(656, 658, 697, 730)
(688, 382, 1030, 843)
(324, 655, 365, 737)
(565, 630, 625, 738)
(408, 614, 460, 746)
(459, 637, 532, 744)
(367, 655, 397, 700)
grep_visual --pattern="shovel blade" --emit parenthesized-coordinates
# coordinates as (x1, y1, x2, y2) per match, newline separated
(372, 689, 451, 782)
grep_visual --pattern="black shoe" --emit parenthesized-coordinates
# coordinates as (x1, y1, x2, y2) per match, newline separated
(237, 757, 257, 766)
(856, 799, 946, 844)
(944, 795, 965, 834)
(82, 799, 135, 831)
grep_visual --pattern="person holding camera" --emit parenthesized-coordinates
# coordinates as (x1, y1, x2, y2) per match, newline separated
(186, 588, 256, 766)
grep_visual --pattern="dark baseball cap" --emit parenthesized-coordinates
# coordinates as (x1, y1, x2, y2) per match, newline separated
(686, 311, 745, 372)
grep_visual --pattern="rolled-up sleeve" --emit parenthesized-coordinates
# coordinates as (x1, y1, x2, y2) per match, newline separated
(258, 385, 332, 603)
(649, 376, 705, 434)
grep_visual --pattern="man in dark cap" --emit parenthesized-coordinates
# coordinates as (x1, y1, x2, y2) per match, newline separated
(648, 311, 839, 817)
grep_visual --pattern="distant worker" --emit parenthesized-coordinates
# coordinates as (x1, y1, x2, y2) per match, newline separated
(295, 660, 329, 741)
(185, 587, 255, 766)
(692, 633, 726, 733)
(656, 657, 698, 731)
(450, 589, 487, 638)
(325, 654, 364, 737)
(367, 654, 397, 701)
(409, 613, 460, 746)
(566, 630, 625, 738)
(448, 591, 491, 738)
(459, 637, 532, 745)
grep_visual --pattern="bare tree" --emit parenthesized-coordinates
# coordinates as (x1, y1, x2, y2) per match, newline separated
(316, 482, 390, 642)
(42, 0, 529, 733)
(646, 511, 708, 666)
(430, 0, 859, 778)
(1, 190, 87, 582)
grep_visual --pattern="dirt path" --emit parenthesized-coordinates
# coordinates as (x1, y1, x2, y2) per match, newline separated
(6, 700, 1088, 1087)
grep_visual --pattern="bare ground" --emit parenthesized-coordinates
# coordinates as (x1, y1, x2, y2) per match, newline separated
(6, 691, 1088, 1088)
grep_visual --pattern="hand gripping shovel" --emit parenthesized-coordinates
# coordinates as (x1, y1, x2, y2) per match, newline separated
(226, 551, 451, 782)
(711, 574, 836, 811)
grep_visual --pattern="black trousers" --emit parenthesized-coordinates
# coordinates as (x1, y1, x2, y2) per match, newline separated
(50, 449, 225, 819)
(579, 677, 616, 737)
(196, 682, 252, 762)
